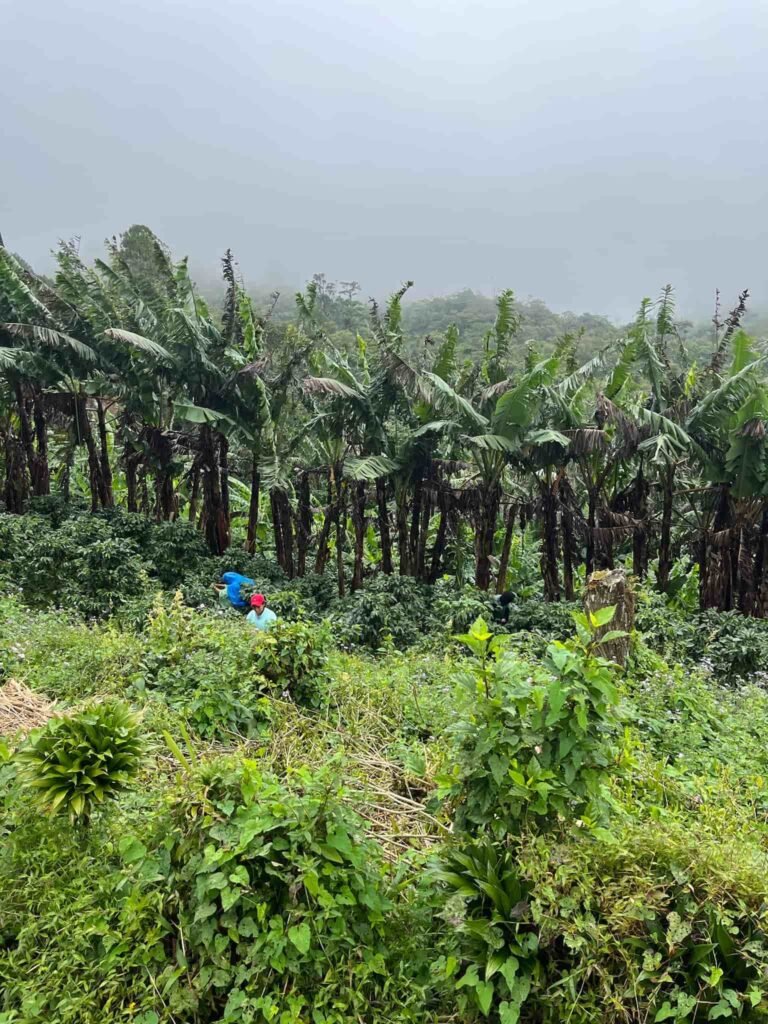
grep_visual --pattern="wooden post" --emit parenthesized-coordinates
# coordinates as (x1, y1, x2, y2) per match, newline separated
(584, 568, 634, 666)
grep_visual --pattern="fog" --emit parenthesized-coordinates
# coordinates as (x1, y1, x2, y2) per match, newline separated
(2, 0, 767, 319)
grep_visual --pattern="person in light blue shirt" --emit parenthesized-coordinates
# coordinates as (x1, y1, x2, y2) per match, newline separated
(246, 593, 277, 631)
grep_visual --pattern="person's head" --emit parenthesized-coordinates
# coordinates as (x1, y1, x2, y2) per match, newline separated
(250, 593, 267, 614)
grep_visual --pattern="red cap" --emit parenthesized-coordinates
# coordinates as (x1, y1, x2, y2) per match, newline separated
(251, 593, 266, 608)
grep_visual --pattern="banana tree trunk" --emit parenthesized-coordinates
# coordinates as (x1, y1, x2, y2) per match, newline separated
(95, 399, 114, 508)
(474, 483, 500, 591)
(750, 504, 768, 617)
(314, 505, 334, 574)
(315, 467, 337, 575)
(540, 485, 561, 602)
(296, 471, 312, 576)
(139, 466, 151, 516)
(3, 429, 27, 513)
(496, 503, 517, 595)
(151, 429, 175, 521)
(561, 505, 576, 601)
(75, 396, 103, 513)
(376, 477, 393, 574)
(657, 463, 675, 593)
(396, 487, 410, 575)
(219, 434, 230, 527)
(585, 489, 597, 578)
(246, 456, 260, 553)
(351, 481, 366, 591)
(336, 479, 346, 597)
(429, 489, 450, 584)
(409, 476, 423, 577)
(126, 453, 139, 514)
(188, 458, 201, 525)
(416, 486, 433, 582)
(200, 424, 230, 555)
(701, 485, 733, 611)
(13, 382, 34, 501)
(270, 488, 295, 578)
(31, 390, 50, 497)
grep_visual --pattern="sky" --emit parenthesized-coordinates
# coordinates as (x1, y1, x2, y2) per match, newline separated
(2, 0, 767, 320)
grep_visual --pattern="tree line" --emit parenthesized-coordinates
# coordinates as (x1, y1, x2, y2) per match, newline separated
(0, 226, 764, 614)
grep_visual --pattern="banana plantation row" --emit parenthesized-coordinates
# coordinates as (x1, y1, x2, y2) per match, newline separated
(0, 229, 763, 613)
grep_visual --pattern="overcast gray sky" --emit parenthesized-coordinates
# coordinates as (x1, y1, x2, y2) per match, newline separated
(2, 0, 767, 318)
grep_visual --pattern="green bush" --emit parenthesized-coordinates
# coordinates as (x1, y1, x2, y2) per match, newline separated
(135, 596, 273, 739)
(432, 836, 541, 1021)
(636, 596, 768, 681)
(266, 588, 308, 621)
(0, 596, 144, 702)
(251, 619, 331, 708)
(500, 598, 580, 639)
(161, 759, 433, 1023)
(337, 574, 432, 650)
(440, 616, 623, 837)
(0, 513, 152, 618)
(430, 579, 494, 634)
(16, 700, 142, 825)
(515, 819, 768, 1024)
(134, 597, 330, 737)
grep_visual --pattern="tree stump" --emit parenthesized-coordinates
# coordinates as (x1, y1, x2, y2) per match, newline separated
(584, 568, 635, 666)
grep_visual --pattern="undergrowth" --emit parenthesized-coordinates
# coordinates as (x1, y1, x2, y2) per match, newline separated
(1, 577, 768, 1022)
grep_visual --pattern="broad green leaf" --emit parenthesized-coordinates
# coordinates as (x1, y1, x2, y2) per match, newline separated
(654, 1002, 676, 1022)
(288, 922, 311, 954)
(599, 629, 628, 643)
(499, 956, 519, 990)
(486, 951, 507, 979)
(707, 1001, 733, 1021)
(499, 1001, 521, 1024)
(476, 980, 494, 1016)
(589, 605, 616, 628)
(118, 835, 147, 864)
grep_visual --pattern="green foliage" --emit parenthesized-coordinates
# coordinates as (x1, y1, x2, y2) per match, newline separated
(0, 810, 168, 1023)
(626, 657, 768, 788)
(636, 596, 768, 680)
(132, 596, 331, 737)
(250, 619, 331, 708)
(431, 579, 494, 634)
(433, 836, 540, 1023)
(2, 555, 768, 1022)
(160, 760, 433, 1023)
(0, 596, 145, 702)
(136, 595, 272, 739)
(337, 574, 433, 650)
(0, 512, 151, 618)
(266, 588, 307, 621)
(16, 700, 142, 825)
(514, 821, 768, 1024)
(441, 616, 623, 836)
(500, 598, 579, 639)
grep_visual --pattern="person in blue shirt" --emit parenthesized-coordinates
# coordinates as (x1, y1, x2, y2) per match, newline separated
(215, 571, 256, 611)
(246, 593, 277, 631)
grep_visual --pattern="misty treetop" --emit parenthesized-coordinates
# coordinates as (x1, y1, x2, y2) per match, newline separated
(0, 224, 765, 614)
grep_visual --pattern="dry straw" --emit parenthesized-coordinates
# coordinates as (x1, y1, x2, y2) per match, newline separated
(0, 679, 54, 737)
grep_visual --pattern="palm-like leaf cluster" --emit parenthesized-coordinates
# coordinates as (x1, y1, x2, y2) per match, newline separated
(17, 700, 142, 825)
(1, 227, 766, 613)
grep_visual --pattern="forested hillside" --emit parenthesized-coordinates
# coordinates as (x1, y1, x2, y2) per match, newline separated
(2, 224, 768, 1024)
(0, 224, 764, 610)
